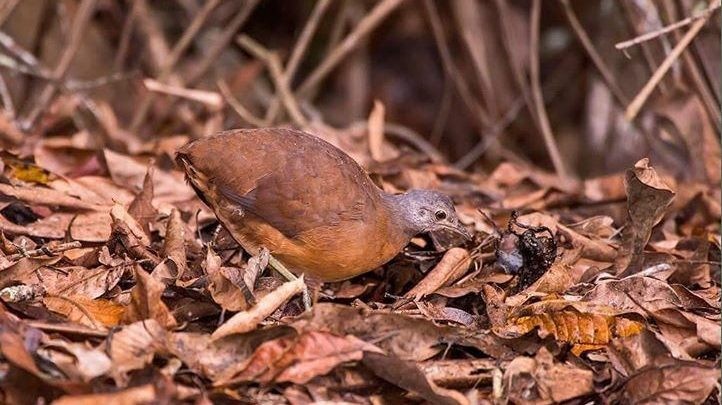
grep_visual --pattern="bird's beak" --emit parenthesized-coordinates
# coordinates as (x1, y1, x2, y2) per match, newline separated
(440, 222, 473, 241)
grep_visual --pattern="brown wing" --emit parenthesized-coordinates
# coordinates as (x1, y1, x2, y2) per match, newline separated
(176, 128, 381, 238)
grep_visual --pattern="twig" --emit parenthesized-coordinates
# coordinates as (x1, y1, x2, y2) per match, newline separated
(451, 0, 497, 116)
(217, 79, 268, 127)
(186, 0, 261, 86)
(0, 31, 50, 74)
(430, 77, 452, 145)
(618, 0, 668, 93)
(128, 0, 224, 132)
(142, 78, 222, 108)
(559, 0, 630, 107)
(625, 4, 714, 121)
(0, 0, 19, 27)
(45, 294, 102, 330)
(530, 0, 568, 179)
(615, 0, 720, 50)
(659, 1, 722, 131)
(113, 0, 140, 71)
(237, 35, 309, 127)
(494, 0, 554, 170)
(454, 97, 524, 170)
(297, 0, 406, 98)
(21, 0, 98, 130)
(347, 121, 446, 163)
(6, 241, 82, 262)
(24, 320, 108, 337)
(0, 74, 15, 118)
(265, 0, 333, 123)
(423, 0, 489, 128)
(165, 0, 222, 75)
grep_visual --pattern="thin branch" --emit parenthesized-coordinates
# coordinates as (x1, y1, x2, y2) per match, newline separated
(0, 73, 14, 118)
(128, 0, 226, 132)
(618, 0, 667, 93)
(21, 0, 98, 130)
(0, 0, 20, 27)
(625, 4, 715, 120)
(297, 0, 406, 98)
(454, 97, 524, 170)
(165, 0, 222, 74)
(615, 0, 720, 50)
(113, 0, 140, 71)
(347, 121, 446, 163)
(530, 0, 568, 179)
(186, 0, 260, 86)
(0, 31, 50, 74)
(451, 0, 497, 116)
(6, 241, 82, 262)
(238, 35, 309, 127)
(423, 0, 489, 128)
(217, 79, 268, 127)
(265, 0, 333, 123)
(285, 0, 333, 86)
(24, 320, 108, 337)
(560, 0, 630, 107)
(142, 78, 222, 108)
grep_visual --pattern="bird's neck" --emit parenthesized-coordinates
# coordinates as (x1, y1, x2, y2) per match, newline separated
(380, 193, 421, 242)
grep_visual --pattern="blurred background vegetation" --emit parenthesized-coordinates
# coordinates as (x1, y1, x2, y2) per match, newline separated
(0, 0, 719, 181)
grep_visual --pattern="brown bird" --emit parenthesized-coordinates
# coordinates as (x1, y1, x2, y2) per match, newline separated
(176, 128, 470, 282)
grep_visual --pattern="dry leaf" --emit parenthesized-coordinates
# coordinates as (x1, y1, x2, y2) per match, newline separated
(617, 358, 719, 404)
(405, 247, 472, 301)
(363, 352, 469, 405)
(43, 295, 125, 328)
(108, 320, 166, 384)
(127, 167, 157, 237)
(53, 383, 164, 405)
(616, 159, 675, 276)
(161, 208, 186, 279)
(504, 347, 594, 403)
(206, 247, 252, 311)
(226, 331, 382, 385)
(212, 276, 304, 340)
(123, 265, 177, 328)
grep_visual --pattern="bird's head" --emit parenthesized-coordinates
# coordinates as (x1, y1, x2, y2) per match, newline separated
(396, 189, 472, 240)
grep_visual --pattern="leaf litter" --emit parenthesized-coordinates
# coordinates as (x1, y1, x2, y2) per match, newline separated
(2, 148, 716, 403)
(0, 1, 719, 403)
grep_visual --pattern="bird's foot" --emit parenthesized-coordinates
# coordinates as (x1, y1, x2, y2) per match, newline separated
(268, 255, 311, 311)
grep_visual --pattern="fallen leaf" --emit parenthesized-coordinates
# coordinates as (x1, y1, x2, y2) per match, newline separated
(206, 247, 252, 311)
(108, 319, 166, 384)
(295, 303, 511, 361)
(0, 256, 62, 289)
(212, 276, 304, 340)
(363, 352, 468, 405)
(39, 338, 111, 382)
(52, 383, 166, 405)
(43, 296, 125, 328)
(616, 159, 675, 276)
(123, 265, 177, 328)
(405, 247, 472, 301)
(69, 211, 112, 242)
(503, 347, 593, 403)
(41, 264, 125, 299)
(161, 208, 186, 280)
(127, 166, 157, 237)
(0, 183, 106, 211)
(226, 331, 382, 385)
(617, 357, 719, 404)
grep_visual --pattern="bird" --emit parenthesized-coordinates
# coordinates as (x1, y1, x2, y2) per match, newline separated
(176, 127, 471, 282)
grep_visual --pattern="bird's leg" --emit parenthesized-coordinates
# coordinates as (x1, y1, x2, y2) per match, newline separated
(268, 255, 312, 311)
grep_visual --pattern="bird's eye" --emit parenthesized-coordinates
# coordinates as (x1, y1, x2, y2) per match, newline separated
(434, 210, 447, 221)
